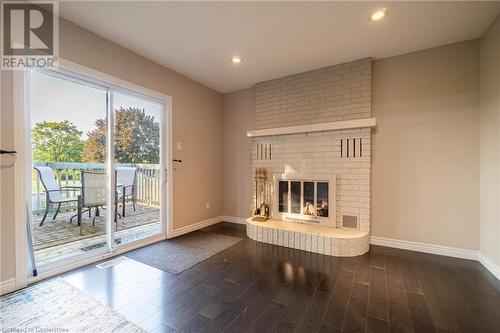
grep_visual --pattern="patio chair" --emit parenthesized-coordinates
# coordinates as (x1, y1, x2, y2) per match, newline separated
(77, 170, 107, 235)
(34, 166, 79, 227)
(116, 166, 138, 217)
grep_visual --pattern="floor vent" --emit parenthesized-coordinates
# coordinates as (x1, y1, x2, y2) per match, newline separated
(342, 215, 359, 229)
(96, 256, 129, 269)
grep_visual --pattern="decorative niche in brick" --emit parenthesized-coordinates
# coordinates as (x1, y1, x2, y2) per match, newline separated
(255, 144, 272, 160)
(340, 138, 364, 158)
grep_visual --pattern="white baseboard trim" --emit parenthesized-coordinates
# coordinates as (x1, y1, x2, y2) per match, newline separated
(370, 236, 500, 281)
(169, 215, 246, 238)
(220, 215, 247, 225)
(170, 216, 222, 238)
(370, 236, 479, 261)
(478, 252, 500, 281)
(0, 278, 16, 296)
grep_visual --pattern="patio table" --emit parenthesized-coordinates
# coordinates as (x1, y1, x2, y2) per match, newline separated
(74, 183, 125, 227)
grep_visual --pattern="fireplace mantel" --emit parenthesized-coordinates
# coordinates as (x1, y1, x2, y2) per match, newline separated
(246, 117, 376, 138)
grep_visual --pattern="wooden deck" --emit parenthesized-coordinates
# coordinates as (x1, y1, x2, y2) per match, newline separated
(32, 204, 160, 266)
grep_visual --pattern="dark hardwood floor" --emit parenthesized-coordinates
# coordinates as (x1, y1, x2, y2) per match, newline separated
(60, 222, 500, 333)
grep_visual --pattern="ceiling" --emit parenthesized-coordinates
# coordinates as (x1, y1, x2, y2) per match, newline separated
(60, 1, 500, 93)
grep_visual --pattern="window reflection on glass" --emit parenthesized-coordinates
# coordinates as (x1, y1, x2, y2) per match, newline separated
(303, 182, 315, 216)
(290, 181, 301, 214)
(112, 92, 162, 247)
(316, 182, 329, 217)
(278, 181, 288, 213)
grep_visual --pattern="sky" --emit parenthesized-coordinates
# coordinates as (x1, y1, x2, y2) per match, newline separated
(31, 71, 163, 139)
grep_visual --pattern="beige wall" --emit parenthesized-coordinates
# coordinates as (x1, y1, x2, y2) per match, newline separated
(480, 16, 500, 266)
(371, 40, 480, 250)
(1, 71, 16, 282)
(60, 20, 223, 229)
(222, 88, 254, 218)
(0, 19, 222, 282)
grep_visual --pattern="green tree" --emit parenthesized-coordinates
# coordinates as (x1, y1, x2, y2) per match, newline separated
(82, 107, 160, 163)
(32, 121, 83, 162)
(81, 119, 107, 163)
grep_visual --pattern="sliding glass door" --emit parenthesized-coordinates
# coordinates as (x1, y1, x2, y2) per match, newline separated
(111, 92, 164, 247)
(30, 70, 109, 268)
(28, 69, 168, 273)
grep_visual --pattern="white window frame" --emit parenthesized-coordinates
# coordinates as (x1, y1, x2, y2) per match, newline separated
(13, 58, 173, 288)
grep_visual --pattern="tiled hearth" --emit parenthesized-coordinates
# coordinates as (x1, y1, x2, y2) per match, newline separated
(247, 218, 369, 256)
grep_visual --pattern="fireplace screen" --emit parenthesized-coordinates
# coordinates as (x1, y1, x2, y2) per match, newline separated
(277, 179, 331, 221)
(290, 181, 301, 214)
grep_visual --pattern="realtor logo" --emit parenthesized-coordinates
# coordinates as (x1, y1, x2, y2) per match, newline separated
(1, 1, 58, 69)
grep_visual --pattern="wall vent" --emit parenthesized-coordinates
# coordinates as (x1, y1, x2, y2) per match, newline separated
(342, 214, 359, 229)
(96, 256, 129, 269)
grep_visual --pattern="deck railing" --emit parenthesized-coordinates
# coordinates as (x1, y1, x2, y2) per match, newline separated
(32, 162, 160, 213)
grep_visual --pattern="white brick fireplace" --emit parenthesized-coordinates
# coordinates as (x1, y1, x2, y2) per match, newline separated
(246, 58, 374, 257)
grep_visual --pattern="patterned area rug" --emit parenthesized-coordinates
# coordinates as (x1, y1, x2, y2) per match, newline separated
(125, 230, 242, 274)
(0, 278, 145, 333)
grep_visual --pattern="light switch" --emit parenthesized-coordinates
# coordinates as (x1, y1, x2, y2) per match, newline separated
(176, 142, 182, 151)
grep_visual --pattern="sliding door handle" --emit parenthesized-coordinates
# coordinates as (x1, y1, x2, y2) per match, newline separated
(0, 150, 17, 155)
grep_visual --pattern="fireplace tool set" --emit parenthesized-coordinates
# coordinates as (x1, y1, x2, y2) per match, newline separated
(252, 167, 270, 222)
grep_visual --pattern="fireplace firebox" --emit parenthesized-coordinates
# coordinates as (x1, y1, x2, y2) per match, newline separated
(273, 176, 336, 227)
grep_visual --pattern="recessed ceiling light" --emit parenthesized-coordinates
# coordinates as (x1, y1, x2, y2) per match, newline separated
(231, 56, 243, 64)
(370, 8, 387, 22)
